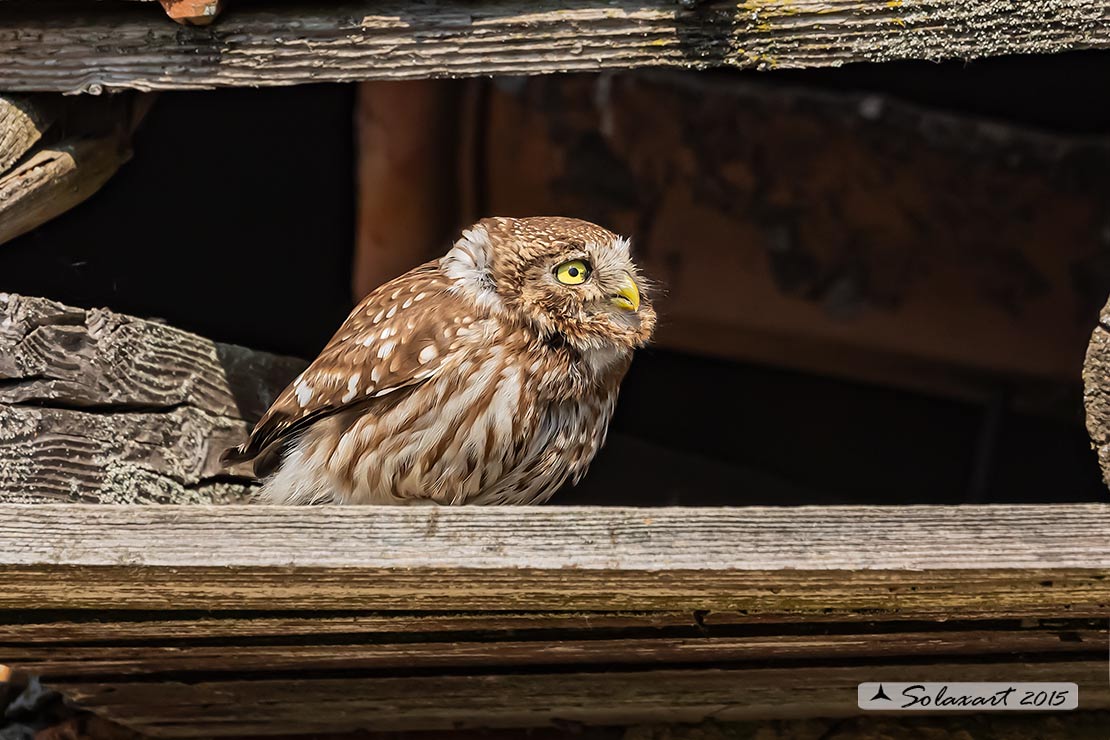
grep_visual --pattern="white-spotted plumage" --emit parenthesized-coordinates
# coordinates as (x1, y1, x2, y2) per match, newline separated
(222, 216, 655, 505)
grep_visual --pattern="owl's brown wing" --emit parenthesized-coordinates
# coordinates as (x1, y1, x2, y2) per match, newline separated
(221, 263, 470, 477)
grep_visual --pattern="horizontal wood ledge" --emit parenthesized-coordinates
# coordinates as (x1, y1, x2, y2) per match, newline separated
(1, 504, 1107, 615)
(1, 1, 1109, 92)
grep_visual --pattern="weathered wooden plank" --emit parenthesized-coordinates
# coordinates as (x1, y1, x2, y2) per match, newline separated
(0, 612, 701, 644)
(49, 662, 1110, 736)
(0, 295, 305, 504)
(633, 714, 1110, 740)
(9, 626, 1105, 678)
(1, 504, 1107, 615)
(1083, 296, 1110, 487)
(0, 94, 53, 175)
(0, 138, 129, 247)
(1, 1, 1109, 93)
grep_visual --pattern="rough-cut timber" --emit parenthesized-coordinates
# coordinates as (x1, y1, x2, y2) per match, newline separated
(0, 1, 1109, 93)
(3, 504, 1106, 735)
(0, 94, 53, 175)
(2, 504, 1107, 613)
(0, 295, 304, 503)
(0, 139, 130, 247)
(0, 94, 152, 247)
(1084, 295, 1110, 488)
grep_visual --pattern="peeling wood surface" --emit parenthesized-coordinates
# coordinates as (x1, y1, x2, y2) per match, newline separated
(40, 662, 1110, 736)
(3, 503, 1107, 735)
(9, 625, 1106, 677)
(0, 94, 53, 175)
(1083, 295, 1110, 487)
(0, 95, 149, 247)
(0, 295, 304, 504)
(1, 504, 1107, 613)
(0, 138, 130, 247)
(1, 1, 1109, 93)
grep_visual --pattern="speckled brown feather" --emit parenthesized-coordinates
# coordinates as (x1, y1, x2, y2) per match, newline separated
(223, 216, 655, 505)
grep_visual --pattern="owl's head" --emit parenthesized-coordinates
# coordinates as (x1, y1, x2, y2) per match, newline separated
(442, 216, 656, 352)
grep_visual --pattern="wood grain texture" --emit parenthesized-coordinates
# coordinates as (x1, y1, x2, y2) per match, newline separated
(0, 138, 129, 247)
(9, 626, 1105, 678)
(0, 94, 53, 175)
(0, 1, 1108, 93)
(0, 295, 305, 504)
(1083, 296, 1110, 488)
(1, 504, 1107, 614)
(46, 662, 1110, 736)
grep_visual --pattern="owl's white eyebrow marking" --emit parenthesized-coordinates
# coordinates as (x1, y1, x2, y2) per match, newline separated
(377, 340, 396, 359)
(418, 345, 438, 364)
(341, 373, 361, 404)
(295, 380, 313, 407)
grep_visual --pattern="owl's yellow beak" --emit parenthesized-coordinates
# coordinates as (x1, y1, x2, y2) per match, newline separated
(610, 273, 641, 312)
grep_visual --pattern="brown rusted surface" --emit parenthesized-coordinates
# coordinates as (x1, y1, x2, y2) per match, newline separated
(353, 80, 466, 300)
(156, 0, 223, 26)
(482, 72, 1110, 402)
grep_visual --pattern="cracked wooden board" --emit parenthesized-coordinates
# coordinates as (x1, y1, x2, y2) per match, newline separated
(1, 504, 1107, 614)
(1083, 295, 1110, 488)
(40, 662, 1110, 735)
(0, 1, 1109, 93)
(0, 94, 54, 176)
(0, 294, 305, 504)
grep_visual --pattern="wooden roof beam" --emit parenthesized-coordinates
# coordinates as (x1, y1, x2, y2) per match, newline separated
(0, 1, 1108, 93)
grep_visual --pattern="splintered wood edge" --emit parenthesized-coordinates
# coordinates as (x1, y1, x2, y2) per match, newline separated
(1, 504, 1107, 614)
(0, 0, 1108, 93)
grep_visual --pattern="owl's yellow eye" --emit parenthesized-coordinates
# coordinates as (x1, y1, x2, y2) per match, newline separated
(554, 259, 591, 285)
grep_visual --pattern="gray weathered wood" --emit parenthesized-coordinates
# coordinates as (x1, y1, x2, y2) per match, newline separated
(0, 138, 131, 247)
(1083, 296, 1110, 488)
(1, 1, 1108, 93)
(0, 295, 305, 504)
(0, 95, 154, 247)
(0, 94, 53, 175)
(9, 625, 1105, 678)
(1, 504, 1107, 614)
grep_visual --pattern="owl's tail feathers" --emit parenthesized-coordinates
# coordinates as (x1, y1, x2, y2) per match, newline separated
(220, 443, 252, 466)
(220, 443, 263, 480)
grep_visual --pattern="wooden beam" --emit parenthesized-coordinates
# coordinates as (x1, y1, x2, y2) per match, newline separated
(353, 80, 464, 300)
(0, 295, 304, 504)
(42, 663, 1110, 735)
(1, 504, 1107, 615)
(0, 94, 54, 175)
(0, 1, 1108, 93)
(1084, 296, 1110, 487)
(0, 138, 130, 247)
(0, 95, 152, 247)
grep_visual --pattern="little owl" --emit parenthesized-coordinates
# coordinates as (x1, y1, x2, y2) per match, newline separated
(222, 216, 655, 505)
